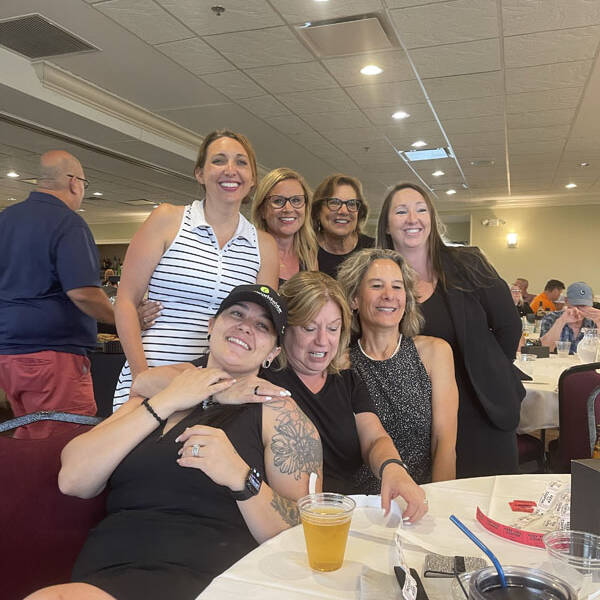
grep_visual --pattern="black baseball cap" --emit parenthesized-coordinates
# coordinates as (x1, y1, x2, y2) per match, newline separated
(215, 284, 287, 344)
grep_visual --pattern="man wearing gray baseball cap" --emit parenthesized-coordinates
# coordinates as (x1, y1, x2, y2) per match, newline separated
(540, 282, 600, 354)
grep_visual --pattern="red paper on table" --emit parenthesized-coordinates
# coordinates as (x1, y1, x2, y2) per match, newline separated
(476, 507, 545, 548)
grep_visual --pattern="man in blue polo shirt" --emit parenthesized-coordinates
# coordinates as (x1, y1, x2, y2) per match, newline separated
(0, 150, 114, 438)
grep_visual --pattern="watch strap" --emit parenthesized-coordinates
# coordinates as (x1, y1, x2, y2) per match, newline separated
(231, 467, 262, 501)
(378, 458, 409, 480)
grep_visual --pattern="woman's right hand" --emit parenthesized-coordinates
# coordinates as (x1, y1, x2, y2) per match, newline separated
(153, 367, 235, 414)
(137, 299, 162, 330)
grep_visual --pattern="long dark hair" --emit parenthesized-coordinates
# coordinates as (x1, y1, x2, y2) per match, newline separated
(376, 182, 498, 290)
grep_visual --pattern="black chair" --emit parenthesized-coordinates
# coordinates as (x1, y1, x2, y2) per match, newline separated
(89, 350, 126, 417)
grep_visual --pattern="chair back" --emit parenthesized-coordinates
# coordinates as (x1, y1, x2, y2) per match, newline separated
(587, 385, 600, 455)
(555, 361, 600, 471)
(0, 422, 107, 600)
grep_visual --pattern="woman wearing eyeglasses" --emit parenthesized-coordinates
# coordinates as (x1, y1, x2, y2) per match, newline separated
(311, 174, 375, 279)
(251, 168, 318, 285)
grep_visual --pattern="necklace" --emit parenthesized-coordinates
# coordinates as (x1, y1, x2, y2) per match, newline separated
(358, 334, 402, 361)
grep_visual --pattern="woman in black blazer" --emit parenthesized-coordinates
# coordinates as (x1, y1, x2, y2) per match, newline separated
(376, 183, 524, 478)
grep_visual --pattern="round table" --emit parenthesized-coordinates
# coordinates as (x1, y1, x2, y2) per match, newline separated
(197, 474, 570, 600)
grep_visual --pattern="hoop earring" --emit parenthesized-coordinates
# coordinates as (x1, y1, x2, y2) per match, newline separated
(262, 358, 272, 369)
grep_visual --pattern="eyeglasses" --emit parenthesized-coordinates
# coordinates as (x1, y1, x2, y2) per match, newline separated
(67, 174, 90, 189)
(266, 195, 306, 209)
(325, 197, 361, 212)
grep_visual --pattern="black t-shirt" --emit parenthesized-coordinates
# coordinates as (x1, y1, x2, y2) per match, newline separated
(317, 233, 375, 279)
(261, 366, 376, 494)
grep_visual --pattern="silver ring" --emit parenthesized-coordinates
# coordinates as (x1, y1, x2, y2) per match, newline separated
(191, 444, 200, 458)
(423, 498, 429, 505)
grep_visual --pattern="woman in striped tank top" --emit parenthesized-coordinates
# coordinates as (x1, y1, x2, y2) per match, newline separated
(112, 130, 279, 410)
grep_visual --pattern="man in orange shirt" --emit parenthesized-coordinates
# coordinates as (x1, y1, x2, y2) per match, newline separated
(530, 279, 565, 313)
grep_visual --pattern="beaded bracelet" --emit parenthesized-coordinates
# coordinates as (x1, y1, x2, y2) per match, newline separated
(378, 458, 409, 480)
(142, 398, 166, 427)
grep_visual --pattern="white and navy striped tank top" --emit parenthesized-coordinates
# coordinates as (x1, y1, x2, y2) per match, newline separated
(112, 200, 261, 410)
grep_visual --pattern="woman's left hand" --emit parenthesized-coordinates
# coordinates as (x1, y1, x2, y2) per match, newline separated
(381, 463, 428, 523)
(213, 375, 291, 404)
(176, 425, 248, 491)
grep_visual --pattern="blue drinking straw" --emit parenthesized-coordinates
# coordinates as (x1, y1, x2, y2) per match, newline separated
(449, 514, 507, 588)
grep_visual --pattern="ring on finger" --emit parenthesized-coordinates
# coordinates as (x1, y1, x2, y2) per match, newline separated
(191, 443, 200, 458)
(253, 385, 260, 395)
(423, 498, 429, 505)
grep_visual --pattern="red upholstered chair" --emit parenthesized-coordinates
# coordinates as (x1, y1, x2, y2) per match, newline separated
(548, 361, 600, 473)
(517, 433, 545, 473)
(0, 421, 107, 600)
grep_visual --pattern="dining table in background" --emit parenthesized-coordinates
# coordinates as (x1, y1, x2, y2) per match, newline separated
(517, 355, 581, 434)
(197, 474, 570, 600)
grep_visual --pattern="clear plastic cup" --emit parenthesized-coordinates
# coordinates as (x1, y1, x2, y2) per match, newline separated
(297, 493, 355, 571)
(543, 530, 600, 597)
(555, 341, 570, 358)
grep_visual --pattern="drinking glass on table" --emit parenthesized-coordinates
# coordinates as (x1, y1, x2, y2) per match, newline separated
(298, 493, 355, 572)
(517, 353, 537, 378)
(556, 340, 570, 358)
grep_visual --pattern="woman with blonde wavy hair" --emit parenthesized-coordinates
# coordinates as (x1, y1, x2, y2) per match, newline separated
(251, 167, 318, 284)
(337, 248, 458, 486)
(261, 270, 428, 522)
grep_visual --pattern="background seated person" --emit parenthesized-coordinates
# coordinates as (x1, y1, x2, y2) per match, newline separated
(134, 274, 428, 523)
(510, 284, 533, 318)
(540, 282, 600, 354)
(530, 279, 565, 313)
(513, 278, 535, 304)
(337, 249, 458, 486)
(28, 285, 320, 600)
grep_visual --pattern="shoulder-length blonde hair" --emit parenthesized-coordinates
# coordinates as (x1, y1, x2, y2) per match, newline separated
(277, 271, 351, 374)
(251, 167, 318, 271)
(337, 248, 424, 338)
(311, 174, 369, 236)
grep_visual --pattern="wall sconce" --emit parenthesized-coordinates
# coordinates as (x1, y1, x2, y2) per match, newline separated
(506, 232, 518, 248)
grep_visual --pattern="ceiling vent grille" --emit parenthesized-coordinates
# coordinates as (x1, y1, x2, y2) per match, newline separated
(0, 14, 98, 59)
(296, 14, 397, 58)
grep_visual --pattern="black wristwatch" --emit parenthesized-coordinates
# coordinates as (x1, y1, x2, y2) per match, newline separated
(379, 458, 409, 480)
(231, 467, 262, 501)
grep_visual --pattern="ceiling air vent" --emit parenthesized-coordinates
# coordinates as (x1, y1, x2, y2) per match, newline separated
(296, 14, 397, 58)
(0, 14, 98, 59)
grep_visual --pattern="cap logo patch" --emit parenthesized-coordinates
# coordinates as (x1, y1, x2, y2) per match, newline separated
(260, 286, 270, 294)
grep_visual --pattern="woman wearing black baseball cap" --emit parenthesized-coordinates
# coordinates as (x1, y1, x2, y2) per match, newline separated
(29, 285, 320, 600)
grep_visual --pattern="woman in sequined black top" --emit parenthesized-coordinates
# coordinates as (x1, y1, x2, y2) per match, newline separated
(338, 249, 458, 486)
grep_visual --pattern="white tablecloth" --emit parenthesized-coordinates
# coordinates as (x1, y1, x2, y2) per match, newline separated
(198, 474, 570, 600)
(517, 355, 580, 433)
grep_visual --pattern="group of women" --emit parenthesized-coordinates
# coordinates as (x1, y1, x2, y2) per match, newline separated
(29, 129, 524, 600)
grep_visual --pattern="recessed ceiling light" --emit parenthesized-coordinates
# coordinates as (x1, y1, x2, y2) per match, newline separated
(78, 208, 85, 212)
(360, 65, 383, 75)
(446, 189, 456, 195)
(6, 170, 19, 178)
(565, 183, 577, 189)
(8, 197, 16, 201)
(93, 192, 103, 196)
(578, 162, 589, 167)
(314, 0, 329, 2)
(392, 111, 410, 120)
(153, 204, 159, 208)
(432, 170, 445, 177)
(411, 140, 427, 148)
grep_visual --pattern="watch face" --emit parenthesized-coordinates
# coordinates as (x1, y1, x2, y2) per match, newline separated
(247, 467, 262, 494)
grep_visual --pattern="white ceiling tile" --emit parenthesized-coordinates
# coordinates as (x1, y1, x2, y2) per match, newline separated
(363, 103, 434, 125)
(157, 0, 283, 35)
(338, 139, 394, 156)
(383, 120, 446, 143)
(321, 128, 385, 144)
(271, 0, 384, 23)
(510, 153, 560, 167)
(443, 115, 505, 134)
(266, 115, 312, 134)
(502, 0, 600, 36)
(424, 71, 503, 101)
(449, 131, 505, 147)
(95, 0, 192, 44)
(434, 96, 504, 119)
(276, 88, 357, 114)
(246, 62, 338, 93)
(390, 0, 497, 48)
(504, 26, 600, 69)
(509, 141, 566, 156)
(507, 108, 575, 130)
(506, 61, 593, 93)
(156, 37, 234, 75)
(201, 70, 265, 99)
(322, 51, 414, 87)
(291, 131, 331, 147)
(508, 125, 570, 143)
(205, 27, 313, 69)
(410, 38, 500, 78)
(345, 80, 424, 108)
(309, 141, 349, 159)
(505, 88, 583, 113)
(302, 111, 372, 130)
(388, 132, 448, 150)
(452, 144, 505, 159)
(385, 0, 448, 8)
(238, 96, 292, 118)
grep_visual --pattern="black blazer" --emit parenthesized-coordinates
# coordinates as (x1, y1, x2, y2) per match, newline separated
(440, 250, 525, 431)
